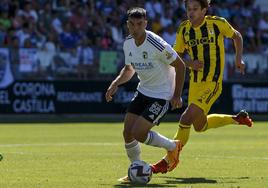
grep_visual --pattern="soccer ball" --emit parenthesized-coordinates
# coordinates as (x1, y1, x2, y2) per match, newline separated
(128, 160, 152, 184)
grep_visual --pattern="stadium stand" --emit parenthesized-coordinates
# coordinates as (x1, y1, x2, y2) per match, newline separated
(0, 0, 267, 82)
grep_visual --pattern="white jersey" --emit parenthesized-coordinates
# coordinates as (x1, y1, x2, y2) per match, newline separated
(123, 30, 178, 100)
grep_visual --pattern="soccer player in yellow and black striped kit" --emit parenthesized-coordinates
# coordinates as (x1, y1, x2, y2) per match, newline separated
(151, 0, 253, 174)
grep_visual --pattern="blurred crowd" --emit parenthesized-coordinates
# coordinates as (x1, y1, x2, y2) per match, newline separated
(0, 0, 267, 81)
(0, 0, 267, 52)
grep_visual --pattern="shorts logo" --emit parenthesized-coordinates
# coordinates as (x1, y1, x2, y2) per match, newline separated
(131, 91, 138, 101)
(197, 89, 211, 103)
(149, 102, 162, 115)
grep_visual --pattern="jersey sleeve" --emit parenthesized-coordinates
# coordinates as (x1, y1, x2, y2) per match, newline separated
(173, 23, 187, 53)
(158, 40, 178, 65)
(123, 41, 131, 65)
(218, 18, 235, 38)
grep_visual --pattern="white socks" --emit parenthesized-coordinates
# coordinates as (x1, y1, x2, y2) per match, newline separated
(125, 140, 141, 162)
(125, 131, 176, 162)
(143, 131, 176, 151)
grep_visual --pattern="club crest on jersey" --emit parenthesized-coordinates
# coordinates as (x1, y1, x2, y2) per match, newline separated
(209, 29, 214, 35)
(165, 51, 173, 60)
(142, 51, 148, 59)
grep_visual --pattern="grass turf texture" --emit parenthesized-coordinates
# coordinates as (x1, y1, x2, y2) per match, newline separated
(0, 122, 267, 188)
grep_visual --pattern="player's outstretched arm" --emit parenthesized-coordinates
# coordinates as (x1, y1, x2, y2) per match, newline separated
(170, 56, 186, 110)
(105, 65, 135, 102)
(232, 30, 245, 75)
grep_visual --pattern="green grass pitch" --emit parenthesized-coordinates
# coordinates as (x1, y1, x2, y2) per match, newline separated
(0, 122, 267, 188)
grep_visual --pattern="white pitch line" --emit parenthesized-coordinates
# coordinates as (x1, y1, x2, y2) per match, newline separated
(0, 142, 122, 148)
(2, 151, 268, 161)
(191, 155, 268, 160)
(0, 142, 267, 161)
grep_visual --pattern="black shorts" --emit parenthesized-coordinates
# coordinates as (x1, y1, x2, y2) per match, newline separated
(127, 91, 170, 125)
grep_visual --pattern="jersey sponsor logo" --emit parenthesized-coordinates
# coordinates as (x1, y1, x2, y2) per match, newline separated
(131, 62, 154, 70)
(149, 102, 162, 115)
(187, 37, 214, 47)
(142, 51, 148, 59)
(149, 114, 155, 120)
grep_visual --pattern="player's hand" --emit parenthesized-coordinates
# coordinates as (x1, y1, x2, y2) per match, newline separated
(105, 82, 118, 102)
(190, 60, 204, 71)
(170, 96, 183, 110)
(235, 60, 245, 75)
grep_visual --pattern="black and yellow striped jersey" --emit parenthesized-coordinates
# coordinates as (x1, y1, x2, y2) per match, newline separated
(174, 15, 235, 83)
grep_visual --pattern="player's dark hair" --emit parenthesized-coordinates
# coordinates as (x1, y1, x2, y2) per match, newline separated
(127, 7, 147, 19)
(184, 0, 210, 9)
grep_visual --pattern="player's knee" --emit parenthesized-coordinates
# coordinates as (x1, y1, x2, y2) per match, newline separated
(180, 112, 194, 125)
(132, 132, 142, 142)
(194, 126, 204, 132)
(123, 128, 133, 140)
(193, 122, 206, 132)
(131, 128, 147, 143)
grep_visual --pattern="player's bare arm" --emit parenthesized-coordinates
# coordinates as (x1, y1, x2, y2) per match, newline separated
(232, 29, 245, 75)
(170, 56, 186, 110)
(178, 53, 204, 71)
(105, 65, 135, 102)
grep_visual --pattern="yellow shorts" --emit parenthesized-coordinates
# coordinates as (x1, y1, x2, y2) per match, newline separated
(188, 81, 222, 114)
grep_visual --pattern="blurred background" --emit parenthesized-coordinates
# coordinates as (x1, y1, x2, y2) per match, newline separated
(0, 0, 267, 121)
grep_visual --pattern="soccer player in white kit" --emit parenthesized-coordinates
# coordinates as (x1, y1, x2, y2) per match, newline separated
(105, 7, 186, 181)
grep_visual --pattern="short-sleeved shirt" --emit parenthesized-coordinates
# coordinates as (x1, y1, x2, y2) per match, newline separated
(123, 30, 178, 100)
(174, 16, 235, 83)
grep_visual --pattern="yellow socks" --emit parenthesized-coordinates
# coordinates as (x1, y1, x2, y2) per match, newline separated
(173, 123, 191, 146)
(203, 114, 236, 131)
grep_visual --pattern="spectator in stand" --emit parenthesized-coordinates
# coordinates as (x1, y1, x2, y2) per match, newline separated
(259, 12, 268, 47)
(162, 24, 176, 46)
(151, 13, 163, 35)
(145, 0, 156, 19)
(69, 4, 88, 31)
(100, 29, 113, 50)
(98, 0, 116, 17)
(59, 22, 81, 51)
(44, 33, 57, 52)
(9, 36, 20, 79)
(152, 0, 163, 15)
(111, 20, 124, 49)
(77, 37, 95, 79)
(17, 1, 38, 23)
(0, 10, 11, 31)
(15, 22, 30, 47)
(11, 8, 24, 30)
(160, 10, 173, 28)
(0, 0, 266, 81)
(51, 11, 63, 34)
(38, 2, 53, 33)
